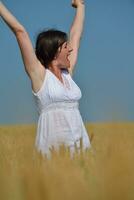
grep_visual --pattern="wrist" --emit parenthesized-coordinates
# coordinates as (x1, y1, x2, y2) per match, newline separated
(0, 2, 2, 15)
(78, 2, 85, 7)
(0, 2, 4, 14)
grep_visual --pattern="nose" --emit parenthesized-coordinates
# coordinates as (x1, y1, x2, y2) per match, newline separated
(68, 48, 73, 56)
(68, 44, 73, 52)
(69, 48, 73, 53)
(67, 43, 73, 51)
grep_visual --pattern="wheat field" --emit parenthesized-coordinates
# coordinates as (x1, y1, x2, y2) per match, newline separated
(0, 122, 134, 200)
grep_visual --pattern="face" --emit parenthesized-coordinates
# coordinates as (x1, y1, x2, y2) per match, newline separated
(55, 41, 73, 69)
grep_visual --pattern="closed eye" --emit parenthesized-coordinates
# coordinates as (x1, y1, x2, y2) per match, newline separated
(65, 44, 67, 48)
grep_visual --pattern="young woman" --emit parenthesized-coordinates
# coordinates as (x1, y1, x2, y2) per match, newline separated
(0, 0, 92, 159)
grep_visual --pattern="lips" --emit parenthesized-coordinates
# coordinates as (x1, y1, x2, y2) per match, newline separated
(66, 56, 70, 62)
(67, 53, 71, 60)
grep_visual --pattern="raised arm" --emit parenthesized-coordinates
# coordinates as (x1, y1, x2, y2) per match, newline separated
(0, 2, 45, 86)
(68, 0, 85, 74)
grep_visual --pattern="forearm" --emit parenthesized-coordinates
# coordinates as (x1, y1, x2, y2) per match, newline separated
(0, 2, 25, 35)
(69, 4, 85, 41)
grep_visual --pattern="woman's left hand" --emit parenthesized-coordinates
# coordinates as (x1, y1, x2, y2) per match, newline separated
(72, 0, 85, 8)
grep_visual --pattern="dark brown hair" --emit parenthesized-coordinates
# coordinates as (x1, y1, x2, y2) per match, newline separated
(35, 29, 68, 68)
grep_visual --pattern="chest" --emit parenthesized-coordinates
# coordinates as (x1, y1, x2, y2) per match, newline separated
(47, 73, 82, 101)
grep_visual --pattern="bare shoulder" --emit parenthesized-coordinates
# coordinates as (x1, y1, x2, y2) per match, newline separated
(29, 61, 47, 93)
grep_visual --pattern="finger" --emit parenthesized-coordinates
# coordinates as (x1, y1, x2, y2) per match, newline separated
(72, 1, 77, 8)
(72, 4, 77, 8)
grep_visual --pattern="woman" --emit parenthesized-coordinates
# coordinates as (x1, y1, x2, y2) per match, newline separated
(0, 0, 92, 159)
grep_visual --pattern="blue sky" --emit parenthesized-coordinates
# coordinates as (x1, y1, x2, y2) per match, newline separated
(0, 0, 134, 124)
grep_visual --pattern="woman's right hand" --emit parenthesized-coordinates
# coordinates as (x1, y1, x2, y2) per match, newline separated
(0, 2, 45, 83)
(72, 0, 85, 8)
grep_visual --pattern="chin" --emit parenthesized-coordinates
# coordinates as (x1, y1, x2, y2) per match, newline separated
(60, 60, 70, 69)
(67, 61, 70, 68)
(62, 64, 70, 69)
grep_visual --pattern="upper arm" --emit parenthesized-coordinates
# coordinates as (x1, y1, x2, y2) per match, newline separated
(68, 36, 80, 76)
(16, 28, 47, 93)
(16, 28, 45, 79)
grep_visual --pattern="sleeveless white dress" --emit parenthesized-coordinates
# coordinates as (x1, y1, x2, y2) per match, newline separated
(32, 69, 91, 159)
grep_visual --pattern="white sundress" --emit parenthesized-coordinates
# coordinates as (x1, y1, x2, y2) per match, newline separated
(32, 68, 91, 159)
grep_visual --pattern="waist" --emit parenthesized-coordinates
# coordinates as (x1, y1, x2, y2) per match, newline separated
(40, 101, 79, 114)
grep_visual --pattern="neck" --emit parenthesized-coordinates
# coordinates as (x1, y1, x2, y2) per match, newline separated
(48, 65, 63, 83)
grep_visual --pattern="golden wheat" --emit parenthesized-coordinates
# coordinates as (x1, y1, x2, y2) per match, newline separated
(0, 123, 134, 200)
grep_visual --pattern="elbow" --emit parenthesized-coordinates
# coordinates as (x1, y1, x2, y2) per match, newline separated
(70, 30, 82, 42)
(69, 33, 81, 46)
(14, 26, 27, 37)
